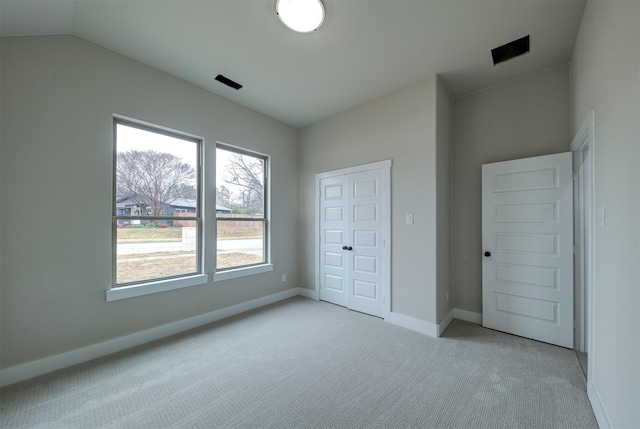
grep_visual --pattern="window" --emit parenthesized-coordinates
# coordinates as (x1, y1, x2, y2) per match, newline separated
(113, 119, 202, 287)
(216, 144, 268, 271)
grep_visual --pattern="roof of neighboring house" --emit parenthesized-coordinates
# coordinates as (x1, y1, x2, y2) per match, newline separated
(116, 196, 196, 208)
(115, 196, 138, 206)
(169, 198, 197, 209)
(117, 196, 231, 212)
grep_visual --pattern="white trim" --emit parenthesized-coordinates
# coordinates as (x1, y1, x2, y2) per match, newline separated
(214, 263, 273, 282)
(437, 310, 454, 336)
(570, 111, 595, 359)
(381, 164, 391, 320)
(453, 308, 483, 325)
(588, 381, 611, 429)
(1, 288, 303, 387)
(387, 312, 438, 338)
(314, 174, 321, 304)
(106, 274, 209, 302)
(114, 114, 204, 141)
(298, 287, 319, 300)
(570, 110, 594, 152)
(315, 159, 392, 180)
(314, 160, 392, 319)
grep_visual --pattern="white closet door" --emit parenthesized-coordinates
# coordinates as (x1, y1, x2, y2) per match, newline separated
(319, 175, 348, 307)
(348, 169, 385, 317)
(318, 164, 388, 319)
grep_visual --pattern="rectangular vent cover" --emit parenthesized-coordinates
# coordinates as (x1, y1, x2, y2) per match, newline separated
(492, 35, 530, 65)
(215, 74, 243, 90)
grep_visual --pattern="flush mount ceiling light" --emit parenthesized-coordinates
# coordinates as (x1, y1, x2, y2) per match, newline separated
(276, 0, 325, 33)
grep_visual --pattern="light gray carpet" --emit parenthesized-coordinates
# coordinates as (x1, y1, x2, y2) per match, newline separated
(0, 297, 598, 429)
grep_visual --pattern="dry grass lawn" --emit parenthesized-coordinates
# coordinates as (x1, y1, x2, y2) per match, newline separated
(117, 227, 262, 242)
(117, 252, 263, 284)
(116, 225, 264, 283)
(117, 227, 182, 242)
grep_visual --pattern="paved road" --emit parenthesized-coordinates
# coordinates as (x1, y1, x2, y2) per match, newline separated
(118, 238, 262, 255)
(217, 238, 263, 252)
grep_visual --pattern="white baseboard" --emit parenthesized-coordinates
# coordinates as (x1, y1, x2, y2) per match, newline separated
(588, 381, 611, 429)
(297, 287, 318, 300)
(453, 308, 482, 325)
(387, 308, 479, 339)
(437, 309, 455, 337)
(387, 312, 438, 338)
(0, 287, 304, 387)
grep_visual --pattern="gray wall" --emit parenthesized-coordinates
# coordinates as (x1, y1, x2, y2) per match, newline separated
(0, 35, 298, 368)
(571, 1, 640, 427)
(451, 65, 571, 314)
(436, 79, 453, 322)
(298, 75, 452, 325)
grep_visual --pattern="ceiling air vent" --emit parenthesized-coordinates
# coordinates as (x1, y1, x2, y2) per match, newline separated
(491, 35, 530, 66)
(215, 74, 243, 90)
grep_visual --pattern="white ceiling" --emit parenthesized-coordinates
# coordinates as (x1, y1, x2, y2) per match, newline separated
(1, 0, 586, 128)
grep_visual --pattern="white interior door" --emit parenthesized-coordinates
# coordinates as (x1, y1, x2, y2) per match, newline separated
(482, 152, 573, 348)
(347, 169, 385, 317)
(319, 175, 348, 308)
(318, 164, 388, 318)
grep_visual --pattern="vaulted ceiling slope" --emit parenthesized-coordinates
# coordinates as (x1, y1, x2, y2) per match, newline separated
(0, 0, 586, 128)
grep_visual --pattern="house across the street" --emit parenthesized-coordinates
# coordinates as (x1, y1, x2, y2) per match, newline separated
(115, 197, 232, 225)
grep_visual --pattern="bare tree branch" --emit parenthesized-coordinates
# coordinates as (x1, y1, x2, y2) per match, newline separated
(223, 153, 264, 213)
(116, 150, 196, 216)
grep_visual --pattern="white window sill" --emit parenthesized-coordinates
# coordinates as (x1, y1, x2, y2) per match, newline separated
(214, 264, 273, 282)
(106, 274, 209, 302)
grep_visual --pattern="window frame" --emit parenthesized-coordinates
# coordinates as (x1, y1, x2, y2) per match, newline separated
(214, 143, 271, 278)
(109, 117, 206, 299)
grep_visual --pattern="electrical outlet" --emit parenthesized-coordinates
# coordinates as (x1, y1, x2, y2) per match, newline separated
(282, 274, 287, 282)
(406, 214, 414, 225)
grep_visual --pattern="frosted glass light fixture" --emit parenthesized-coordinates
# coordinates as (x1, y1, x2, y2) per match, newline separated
(276, 0, 325, 33)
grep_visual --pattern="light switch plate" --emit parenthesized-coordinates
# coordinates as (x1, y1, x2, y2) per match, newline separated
(406, 214, 414, 225)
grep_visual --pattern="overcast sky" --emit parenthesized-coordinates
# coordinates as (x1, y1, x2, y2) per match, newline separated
(116, 122, 242, 198)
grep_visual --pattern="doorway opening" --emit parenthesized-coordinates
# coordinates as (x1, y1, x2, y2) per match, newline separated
(570, 110, 595, 379)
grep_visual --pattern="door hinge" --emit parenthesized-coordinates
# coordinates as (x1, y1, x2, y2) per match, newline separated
(573, 245, 578, 255)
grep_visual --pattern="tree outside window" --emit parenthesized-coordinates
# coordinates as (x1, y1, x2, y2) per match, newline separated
(113, 119, 201, 286)
(216, 145, 268, 270)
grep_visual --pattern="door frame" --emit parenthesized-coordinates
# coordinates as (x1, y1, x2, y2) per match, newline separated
(570, 111, 595, 363)
(314, 160, 392, 319)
